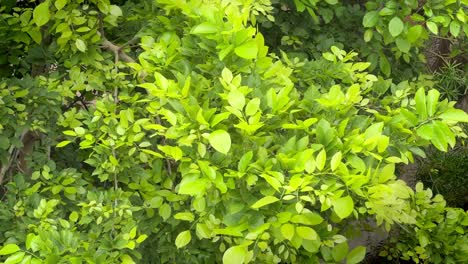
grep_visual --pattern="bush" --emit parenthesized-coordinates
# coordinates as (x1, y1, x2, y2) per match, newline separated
(0, 0, 467, 263)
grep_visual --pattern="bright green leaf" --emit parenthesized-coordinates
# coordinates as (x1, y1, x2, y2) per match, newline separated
(426, 21, 438, 34)
(0, 244, 20, 255)
(209, 130, 231, 155)
(347, 246, 366, 264)
(281, 224, 295, 240)
(234, 41, 258, 59)
(251, 196, 279, 209)
(55, 0, 67, 10)
(175, 230, 191, 248)
(296, 226, 318, 240)
(316, 149, 326, 171)
(426, 89, 440, 117)
(33, 2, 50, 27)
(223, 246, 247, 264)
(333, 196, 354, 219)
(389, 17, 404, 37)
(75, 39, 87, 52)
(363, 11, 379, 28)
(439, 109, 468, 122)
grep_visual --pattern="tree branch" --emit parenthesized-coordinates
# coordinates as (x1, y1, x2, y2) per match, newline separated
(101, 38, 135, 63)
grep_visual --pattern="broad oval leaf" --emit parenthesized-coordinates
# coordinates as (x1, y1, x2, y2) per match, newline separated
(426, 89, 440, 117)
(191, 22, 218, 34)
(333, 196, 354, 219)
(55, 0, 68, 10)
(316, 149, 326, 171)
(223, 246, 247, 264)
(208, 130, 231, 154)
(234, 41, 258, 59)
(281, 223, 295, 240)
(332, 242, 349, 262)
(426, 21, 438, 34)
(0, 244, 20, 255)
(75, 39, 87, 52)
(175, 230, 191, 248)
(439, 109, 468, 122)
(362, 11, 379, 28)
(346, 246, 366, 264)
(296, 226, 318, 240)
(33, 2, 50, 27)
(251, 196, 279, 209)
(389, 17, 404, 37)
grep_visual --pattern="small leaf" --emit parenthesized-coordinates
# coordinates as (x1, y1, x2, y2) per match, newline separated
(33, 2, 50, 27)
(251, 196, 279, 209)
(296, 226, 318, 240)
(330, 151, 342, 171)
(347, 246, 366, 264)
(389, 17, 404, 37)
(75, 39, 87, 52)
(174, 212, 195, 222)
(426, 89, 440, 117)
(191, 22, 218, 34)
(379, 54, 391, 76)
(333, 196, 354, 219)
(450, 21, 460, 37)
(415, 88, 427, 120)
(228, 89, 245, 110)
(208, 130, 231, 155)
(426, 21, 438, 34)
(175, 230, 191, 248)
(281, 224, 295, 240)
(316, 149, 326, 171)
(245, 98, 260, 116)
(332, 242, 349, 262)
(223, 246, 247, 264)
(395, 38, 410, 53)
(0, 244, 20, 255)
(55, 0, 67, 10)
(407, 25, 422, 43)
(234, 41, 258, 59)
(439, 109, 468, 122)
(362, 11, 379, 28)
(110, 5, 122, 16)
(56, 140, 72, 148)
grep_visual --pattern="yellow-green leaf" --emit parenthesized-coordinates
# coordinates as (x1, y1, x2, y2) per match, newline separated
(175, 230, 191, 248)
(251, 196, 279, 209)
(33, 2, 50, 27)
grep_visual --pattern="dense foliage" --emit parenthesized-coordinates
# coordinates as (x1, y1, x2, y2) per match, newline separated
(0, 0, 467, 263)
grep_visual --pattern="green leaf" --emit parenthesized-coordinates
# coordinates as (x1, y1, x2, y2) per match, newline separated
(191, 22, 218, 34)
(4, 251, 25, 264)
(110, 5, 122, 16)
(415, 88, 427, 119)
(426, 21, 438, 34)
(316, 149, 326, 171)
(234, 41, 258, 59)
(0, 136, 10, 150)
(158, 145, 183, 161)
(0, 244, 20, 255)
(175, 230, 191, 248)
(33, 2, 50, 27)
(363, 11, 379, 28)
(174, 212, 195, 222)
(209, 130, 231, 155)
(75, 39, 87, 52)
(439, 109, 468, 122)
(223, 246, 247, 264)
(347, 246, 366, 264)
(296, 226, 318, 240)
(407, 25, 422, 43)
(245, 98, 260, 116)
(57, 140, 72, 148)
(426, 89, 440, 117)
(251, 196, 279, 209)
(416, 124, 433, 140)
(450, 21, 460, 37)
(330, 151, 342, 172)
(281, 224, 295, 240)
(395, 38, 410, 53)
(333, 196, 354, 219)
(332, 242, 349, 262)
(379, 54, 391, 76)
(389, 17, 404, 37)
(55, 0, 67, 10)
(228, 89, 246, 110)
(379, 163, 395, 183)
